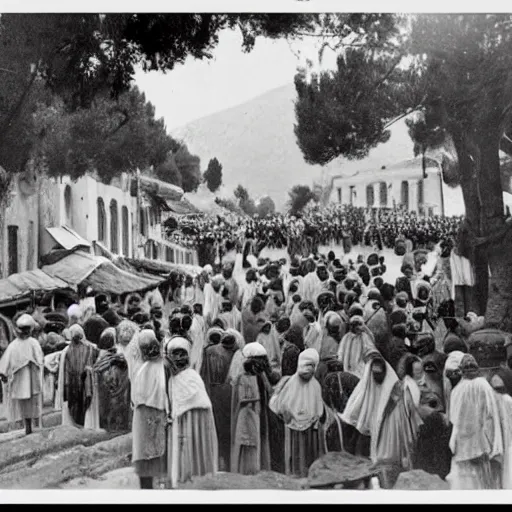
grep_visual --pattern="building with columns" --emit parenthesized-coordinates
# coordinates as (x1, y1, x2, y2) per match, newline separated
(329, 155, 466, 217)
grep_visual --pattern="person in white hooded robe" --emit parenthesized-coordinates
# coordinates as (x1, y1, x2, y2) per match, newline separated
(447, 354, 503, 490)
(0, 314, 44, 434)
(337, 315, 378, 380)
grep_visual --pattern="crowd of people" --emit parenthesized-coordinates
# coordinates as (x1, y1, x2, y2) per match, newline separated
(0, 233, 509, 491)
(166, 204, 463, 260)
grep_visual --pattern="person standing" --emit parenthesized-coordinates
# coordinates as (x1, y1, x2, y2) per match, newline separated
(0, 314, 44, 435)
(164, 336, 218, 488)
(131, 329, 168, 490)
(201, 330, 239, 471)
(447, 354, 503, 489)
(269, 348, 328, 478)
(63, 324, 100, 427)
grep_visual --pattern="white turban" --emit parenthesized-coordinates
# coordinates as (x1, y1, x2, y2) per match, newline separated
(165, 336, 191, 355)
(242, 342, 267, 358)
(67, 304, 82, 319)
(16, 314, 36, 329)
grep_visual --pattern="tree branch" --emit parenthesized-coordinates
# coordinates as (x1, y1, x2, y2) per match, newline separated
(383, 102, 425, 130)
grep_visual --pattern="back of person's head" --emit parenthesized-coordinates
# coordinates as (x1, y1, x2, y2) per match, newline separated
(391, 323, 407, 339)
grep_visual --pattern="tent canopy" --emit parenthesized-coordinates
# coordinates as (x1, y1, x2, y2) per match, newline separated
(0, 269, 70, 304)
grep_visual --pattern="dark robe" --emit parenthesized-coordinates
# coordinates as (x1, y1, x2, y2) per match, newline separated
(92, 351, 132, 432)
(201, 342, 237, 471)
(241, 308, 267, 345)
(281, 342, 301, 377)
(83, 315, 109, 345)
(321, 369, 362, 454)
(412, 411, 453, 480)
(387, 335, 410, 373)
(366, 308, 391, 362)
(64, 341, 99, 426)
(315, 335, 340, 387)
(395, 276, 413, 302)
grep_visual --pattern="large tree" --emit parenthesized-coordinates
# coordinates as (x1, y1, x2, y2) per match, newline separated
(294, 13, 512, 329)
(0, 13, 319, 202)
(34, 86, 177, 183)
(203, 157, 223, 193)
(257, 195, 276, 217)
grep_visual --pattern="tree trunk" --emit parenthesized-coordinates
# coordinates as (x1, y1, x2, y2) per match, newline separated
(457, 126, 512, 330)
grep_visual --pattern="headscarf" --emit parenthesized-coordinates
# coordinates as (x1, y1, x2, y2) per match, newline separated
(98, 327, 116, 351)
(449, 355, 503, 463)
(166, 336, 212, 419)
(69, 323, 85, 342)
(242, 342, 267, 358)
(67, 304, 82, 324)
(269, 348, 324, 431)
(225, 329, 245, 350)
(131, 329, 168, 412)
(337, 316, 377, 379)
(16, 314, 36, 329)
(205, 327, 224, 348)
(341, 355, 399, 439)
(115, 320, 138, 347)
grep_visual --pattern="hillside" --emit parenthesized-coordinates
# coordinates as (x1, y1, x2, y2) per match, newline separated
(173, 83, 418, 211)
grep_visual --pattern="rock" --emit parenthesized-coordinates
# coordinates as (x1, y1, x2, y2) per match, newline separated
(0, 433, 132, 489)
(180, 471, 306, 490)
(0, 425, 116, 473)
(393, 470, 449, 490)
(307, 451, 379, 489)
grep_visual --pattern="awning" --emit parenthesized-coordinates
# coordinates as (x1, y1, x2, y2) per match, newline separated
(46, 226, 91, 251)
(0, 269, 70, 304)
(81, 260, 163, 294)
(41, 251, 105, 287)
(167, 199, 200, 215)
(118, 257, 202, 277)
(42, 250, 163, 295)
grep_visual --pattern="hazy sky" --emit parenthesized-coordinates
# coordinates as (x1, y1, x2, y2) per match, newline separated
(134, 26, 337, 134)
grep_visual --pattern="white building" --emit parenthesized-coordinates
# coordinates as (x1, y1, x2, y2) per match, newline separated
(329, 156, 464, 216)
(1, 168, 198, 280)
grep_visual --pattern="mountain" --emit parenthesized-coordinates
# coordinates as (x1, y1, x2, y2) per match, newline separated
(172, 83, 419, 211)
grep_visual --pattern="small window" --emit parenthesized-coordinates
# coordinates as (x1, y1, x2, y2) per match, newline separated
(349, 186, 355, 205)
(122, 206, 129, 256)
(27, 221, 35, 270)
(401, 181, 409, 210)
(7, 225, 18, 275)
(64, 185, 73, 227)
(97, 198, 106, 242)
(379, 182, 387, 207)
(366, 184, 375, 207)
(110, 199, 119, 254)
(418, 179, 424, 211)
(337, 187, 342, 203)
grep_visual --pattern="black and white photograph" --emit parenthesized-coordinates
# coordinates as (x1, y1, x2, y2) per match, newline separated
(0, 0, 511, 502)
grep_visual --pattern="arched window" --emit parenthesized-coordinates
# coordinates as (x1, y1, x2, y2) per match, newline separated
(64, 185, 73, 227)
(97, 198, 106, 242)
(417, 179, 424, 212)
(366, 184, 375, 207)
(122, 206, 129, 256)
(140, 207, 147, 237)
(401, 181, 409, 210)
(379, 182, 387, 207)
(110, 199, 119, 254)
